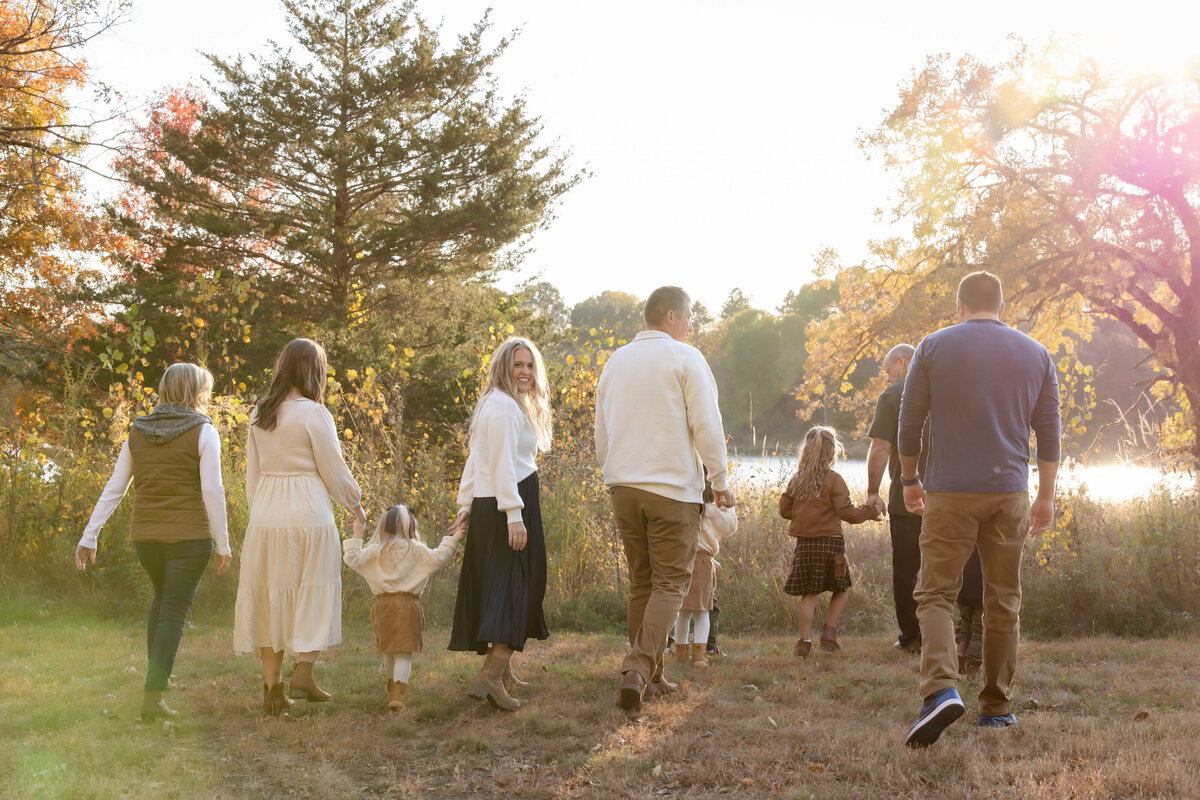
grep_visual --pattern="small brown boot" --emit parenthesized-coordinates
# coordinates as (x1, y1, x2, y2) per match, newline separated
(386, 680, 407, 709)
(141, 690, 180, 721)
(795, 639, 812, 658)
(262, 682, 294, 717)
(819, 625, 841, 653)
(289, 661, 332, 702)
(674, 643, 689, 664)
(467, 652, 520, 711)
(691, 643, 709, 669)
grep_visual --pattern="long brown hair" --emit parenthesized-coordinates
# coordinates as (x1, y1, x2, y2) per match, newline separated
(786, 426, 843, 501)
(253, 338, 328, 431)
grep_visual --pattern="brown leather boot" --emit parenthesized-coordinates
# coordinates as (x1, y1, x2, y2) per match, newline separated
(503, 657, 530, 689)
(467, 652, 520, 711)
(819, 625, 841, 652)
(387, 680, 407, 709)
(690, 643, 709, 668)
(674, 643, 689, 664)
(263, 682, 294, 716)
(795, 639, 812, 658)
(289, 661, 332, 702)
(141, 690, 179, 721)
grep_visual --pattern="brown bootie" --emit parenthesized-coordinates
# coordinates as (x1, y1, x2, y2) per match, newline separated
(467, 652, 520, 711)
(289, 661, 332, 702)
(140, 690, 180, 721)
(674, 643, 689, 664)
(387, 679, 407, 709)
(263, 682, 294, 716)
(795, 639, 812, 658)
(690, 643, 709, 669)
(819, 625, 841, 652)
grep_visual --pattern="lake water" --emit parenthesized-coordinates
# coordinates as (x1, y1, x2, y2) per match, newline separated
(729, 455, 1195, 504)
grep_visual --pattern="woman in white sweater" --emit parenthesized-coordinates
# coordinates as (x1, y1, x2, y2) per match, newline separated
(448, 337, 553, 711)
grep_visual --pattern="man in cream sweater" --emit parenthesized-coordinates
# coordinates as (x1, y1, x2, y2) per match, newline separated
(595, 285, 734, 712)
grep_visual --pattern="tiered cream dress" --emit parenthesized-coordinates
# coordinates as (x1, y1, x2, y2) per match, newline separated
(233, 398, 361, 654)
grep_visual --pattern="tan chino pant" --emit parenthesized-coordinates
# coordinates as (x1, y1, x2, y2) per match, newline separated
(610, 486, 702, 683)
(915, 491, 1030, 715)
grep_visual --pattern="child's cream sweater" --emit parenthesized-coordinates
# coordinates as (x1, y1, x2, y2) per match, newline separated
(342, 534, 459, 596)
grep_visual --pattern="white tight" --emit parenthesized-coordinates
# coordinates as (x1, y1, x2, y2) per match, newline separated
(674, 611, 710, 645)
(383, 652, 412, 684)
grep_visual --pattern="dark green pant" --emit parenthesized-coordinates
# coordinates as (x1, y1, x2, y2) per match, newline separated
(134, 539, 213, 692)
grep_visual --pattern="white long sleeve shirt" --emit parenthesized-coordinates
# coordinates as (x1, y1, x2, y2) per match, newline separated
(342, 534, 460, 596)
(78, 423, 232, 556)
(456, 391, 539, 523)
(595, 330, 730, 503)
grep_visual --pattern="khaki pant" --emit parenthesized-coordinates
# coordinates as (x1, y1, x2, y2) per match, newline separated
(915, 491, 1030, 715)
(611, 486, 702, 683)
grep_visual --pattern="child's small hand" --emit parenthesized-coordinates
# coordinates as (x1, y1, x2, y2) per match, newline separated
(713, 560, 723, 576)
(351, 517, 365, 539)
(451, 526, 466, 543)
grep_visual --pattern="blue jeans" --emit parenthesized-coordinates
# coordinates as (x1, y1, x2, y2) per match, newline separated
(134, 539, 213, 691)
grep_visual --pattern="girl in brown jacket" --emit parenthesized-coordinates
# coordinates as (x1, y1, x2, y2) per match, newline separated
(779, 426, 880, 657)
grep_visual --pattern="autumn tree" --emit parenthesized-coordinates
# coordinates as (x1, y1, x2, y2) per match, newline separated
(801, 42, 1200, 465)
(0, 0, 122, 383)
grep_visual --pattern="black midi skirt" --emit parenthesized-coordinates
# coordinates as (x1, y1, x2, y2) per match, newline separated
(449, 471, 549, 654)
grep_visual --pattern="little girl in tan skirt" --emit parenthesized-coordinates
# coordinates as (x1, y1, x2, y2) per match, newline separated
(343, 505, 464, 708)
(674, 480, 738, 668)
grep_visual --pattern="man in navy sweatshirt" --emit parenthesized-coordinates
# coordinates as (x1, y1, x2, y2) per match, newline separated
(897, 271, 1060, 748)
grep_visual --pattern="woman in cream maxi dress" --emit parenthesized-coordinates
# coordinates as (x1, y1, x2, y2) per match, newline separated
(233, 339, 363, 713)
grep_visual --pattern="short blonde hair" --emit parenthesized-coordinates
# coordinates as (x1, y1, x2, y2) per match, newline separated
(157, 363, 214, 410)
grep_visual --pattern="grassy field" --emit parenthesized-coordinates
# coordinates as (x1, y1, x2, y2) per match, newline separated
(3, 595, 1200, 800)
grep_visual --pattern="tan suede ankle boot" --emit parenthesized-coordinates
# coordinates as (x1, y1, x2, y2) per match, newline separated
(387, 679, 407, 709)
(690, 643, 709, 668)
(467, 652, 520, 711)
(289, 661, 332, 702)
(674, 643, 689, 663)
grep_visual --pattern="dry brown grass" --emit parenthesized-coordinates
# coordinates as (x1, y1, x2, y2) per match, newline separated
(4, 598, 1200, 800)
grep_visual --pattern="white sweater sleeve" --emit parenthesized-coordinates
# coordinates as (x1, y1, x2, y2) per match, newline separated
(456, 447, 477, 513)
(197, 424, 231, 556)
(78, 441, 134, 549)
(683, 349, 730, 492)
(246, 417, 260, 510)
(485, 403, 525, 524)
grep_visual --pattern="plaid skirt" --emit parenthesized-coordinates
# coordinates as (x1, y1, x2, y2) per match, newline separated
(783, 535, 852, 596)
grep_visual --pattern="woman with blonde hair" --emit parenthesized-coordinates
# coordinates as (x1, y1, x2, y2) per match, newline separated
(449, 336, 552, 711)
(233, 338, 366, 716)
(76, 363, 232, 721)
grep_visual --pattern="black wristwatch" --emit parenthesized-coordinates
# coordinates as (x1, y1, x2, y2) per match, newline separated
(900, 475, 919, 486)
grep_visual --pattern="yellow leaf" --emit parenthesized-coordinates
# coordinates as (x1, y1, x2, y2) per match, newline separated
(346, 369, 358, 381)
(102, 408, 113, 419)
(343, 428, 354, 439)
(505, 323, 515, 334)
(403, 347, 415, 357)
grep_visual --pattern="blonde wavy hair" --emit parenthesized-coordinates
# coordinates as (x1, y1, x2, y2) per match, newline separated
(469, 337, 553, 451)
(157, 363, 214, 411)
(786, 426, 843, 501)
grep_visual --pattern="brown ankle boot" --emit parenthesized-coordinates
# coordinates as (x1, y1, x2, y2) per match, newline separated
(819, 625, 841, 652)
(795, 639, 812, 658)
(387, 680, 407, 709)
(141, 690, 179, 721)
(503, 657, 530, 689)
(467, 652, 520, 711)
(690, 643, 709, 668)
(263, 682, 293, 716)
(289, 661, 332, 702)
(674, 643, 689, 664)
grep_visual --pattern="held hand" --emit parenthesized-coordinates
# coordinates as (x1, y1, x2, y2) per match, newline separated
(713, 560, 723, 576)
(74, 545, 95, 572)
(866, 493, 887, 516)
(449, 509, 470, 536)
(1029, 496, 1055, 536)
(713, 488, 735, 508)
(216, 554, 232, 576)
(351, 516, 366, 540)
(352, 505, 368, 525)
(902, 482, 926, 516)
(507, 521, 528, 551)
(451, 526, 467, 543)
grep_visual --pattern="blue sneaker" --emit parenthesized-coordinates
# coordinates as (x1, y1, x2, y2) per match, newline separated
(904, 687, 965, 748)
(979, 713, 1018, 728)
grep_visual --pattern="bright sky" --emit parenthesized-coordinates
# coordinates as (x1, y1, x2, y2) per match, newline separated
(80, 0, 1200, 313)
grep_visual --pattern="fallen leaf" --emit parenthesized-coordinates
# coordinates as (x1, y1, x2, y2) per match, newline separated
(741, 778, 755, 786)
(1134, 710, 1151, 721)
(767, 716, 779, 728)
(809, 764, 825, 774)
(652, 765, 662, 776)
